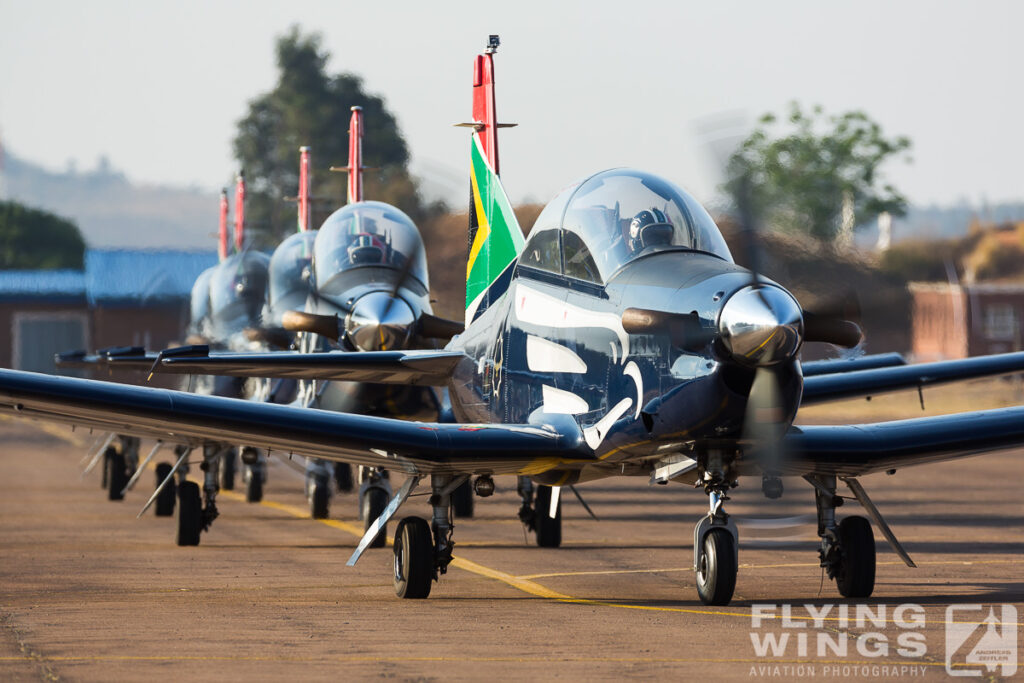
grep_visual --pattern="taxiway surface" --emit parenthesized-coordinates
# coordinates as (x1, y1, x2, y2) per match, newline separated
(0, 417, 1021, 681)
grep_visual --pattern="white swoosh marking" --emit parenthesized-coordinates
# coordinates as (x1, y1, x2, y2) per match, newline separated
(542, 384, 590, 415)
(583, 398, 633, 450)
(515, 283, 629, 362)
(623, 361, 643, 419)
(528, 335, 587, 373)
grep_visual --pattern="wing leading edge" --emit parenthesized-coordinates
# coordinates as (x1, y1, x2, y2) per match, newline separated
(784, 405, 1024, 476)
(0, 369, 592, 475)
(802, 350, 1024, 405)
(154, 346, 464, 386)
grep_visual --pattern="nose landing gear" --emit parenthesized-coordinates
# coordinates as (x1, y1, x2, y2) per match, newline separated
(692, 453, 739, 606)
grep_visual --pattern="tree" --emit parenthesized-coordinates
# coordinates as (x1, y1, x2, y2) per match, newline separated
(0, 201, 85, 269)
(724, 103, 911, 242)
(233, 27, 443, 246)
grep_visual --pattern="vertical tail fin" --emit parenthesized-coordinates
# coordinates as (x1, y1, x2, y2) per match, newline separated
(348, 106, 364, 204)
(298, 146, 312, 232)
(218, 189, 229, 262)
(234, 172, 246, 252)
(462, 35, 524, 326)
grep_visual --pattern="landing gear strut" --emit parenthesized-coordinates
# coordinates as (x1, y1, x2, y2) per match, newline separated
(305, 458, 332, 519)
(240, 447, 264, 503)
(177, 443, 221, 546)
(393, 474, 457, 599)
(358, 467, 392, 548)
(516, 476, 562, 547)
(693, 454, 738, 606)
(808, 474, 876, 598)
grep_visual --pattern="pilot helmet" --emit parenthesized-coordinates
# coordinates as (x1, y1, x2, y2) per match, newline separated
(628, 208, 674, 253)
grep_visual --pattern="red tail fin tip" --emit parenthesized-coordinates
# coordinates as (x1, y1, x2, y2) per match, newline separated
(348, 106, 364, 204)
(234, 172, 246, 252)
(218, 189, 229, 261)
(298, 147, 311, 232)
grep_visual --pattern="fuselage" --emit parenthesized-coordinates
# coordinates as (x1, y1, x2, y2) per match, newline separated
(447, 168, 806, 482)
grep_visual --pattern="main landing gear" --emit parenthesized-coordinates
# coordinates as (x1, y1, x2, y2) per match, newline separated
(103, 436, 140, 502)
(240, 447, 265, 503)
(516, 477, 562, 547)
(358, 467, 392, 548)
(392, 474, 458, 599)
(807, 474, 876, 598)
(175, 443, 222, 547)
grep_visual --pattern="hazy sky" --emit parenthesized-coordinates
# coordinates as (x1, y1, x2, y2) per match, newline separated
(1, 0, 1021, 209)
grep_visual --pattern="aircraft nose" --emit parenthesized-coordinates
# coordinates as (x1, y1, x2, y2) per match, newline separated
(346, 292, 415, 351)
(718, 285, 803, 366)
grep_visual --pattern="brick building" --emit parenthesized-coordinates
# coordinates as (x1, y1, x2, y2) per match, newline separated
(0, 249, 217, 376)
(909, 282, 1024, 360)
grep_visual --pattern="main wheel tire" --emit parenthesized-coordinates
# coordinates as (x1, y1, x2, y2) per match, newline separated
(696, 528, 737, 606)
(310, 482, 329, 519)
(245, 472, 263, 503)
(362, 487, 389, 548)
(393, 516, 434, 599)
(107, 448, 128, 501)
(175, 481, 202, 546)
(452, 479, 474, 518)
(334, 463, 354, 493)
(534, 485, 562, 548)
(154, 462, 176, 516)
(219, 449, 236, 491)
(836, 516, 876, 598)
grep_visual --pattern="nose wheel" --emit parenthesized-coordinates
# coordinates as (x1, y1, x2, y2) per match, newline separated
(693, 486, 739, 606)
(696, 527, 737, 605)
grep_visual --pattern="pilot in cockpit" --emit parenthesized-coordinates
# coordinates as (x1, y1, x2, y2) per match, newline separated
(347, 233, 388, 265)
(626, 208, 675, 254)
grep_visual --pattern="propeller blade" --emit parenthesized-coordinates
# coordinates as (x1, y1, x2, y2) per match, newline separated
(281, 310, 341, 340)
(802, 311, 862, 348)
(418, 313, 464, 341)
(378, 237, 424, 331)
(244, 326, 293, 349)
(742, 366, 786, 475)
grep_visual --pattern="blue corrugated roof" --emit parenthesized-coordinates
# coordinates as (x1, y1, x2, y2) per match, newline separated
(0, 249, 218, 303)
(84, 249, 218, 305)
(0, 269, 85, 300)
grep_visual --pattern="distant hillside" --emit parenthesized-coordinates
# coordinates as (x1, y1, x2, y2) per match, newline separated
(2, 153, 219, 249)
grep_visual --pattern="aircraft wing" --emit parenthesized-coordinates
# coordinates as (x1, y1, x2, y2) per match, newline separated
(55, 347, 157, 372)
(801, 352, 905, 377)
(783, 406, 1024, 476)
(801, 351, 1024, 405)
(0, 369, 592, 475)
(153, 346, 463, 386)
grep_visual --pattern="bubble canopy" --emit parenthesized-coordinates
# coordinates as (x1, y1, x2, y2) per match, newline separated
(313, 201, 429, 294)
(523, 169, 733, 283)
(268, 231, 316, 318)
(208, 251, 270, 336)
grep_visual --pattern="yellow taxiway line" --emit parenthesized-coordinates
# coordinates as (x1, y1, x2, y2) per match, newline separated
(218, 490, 1023, 627)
